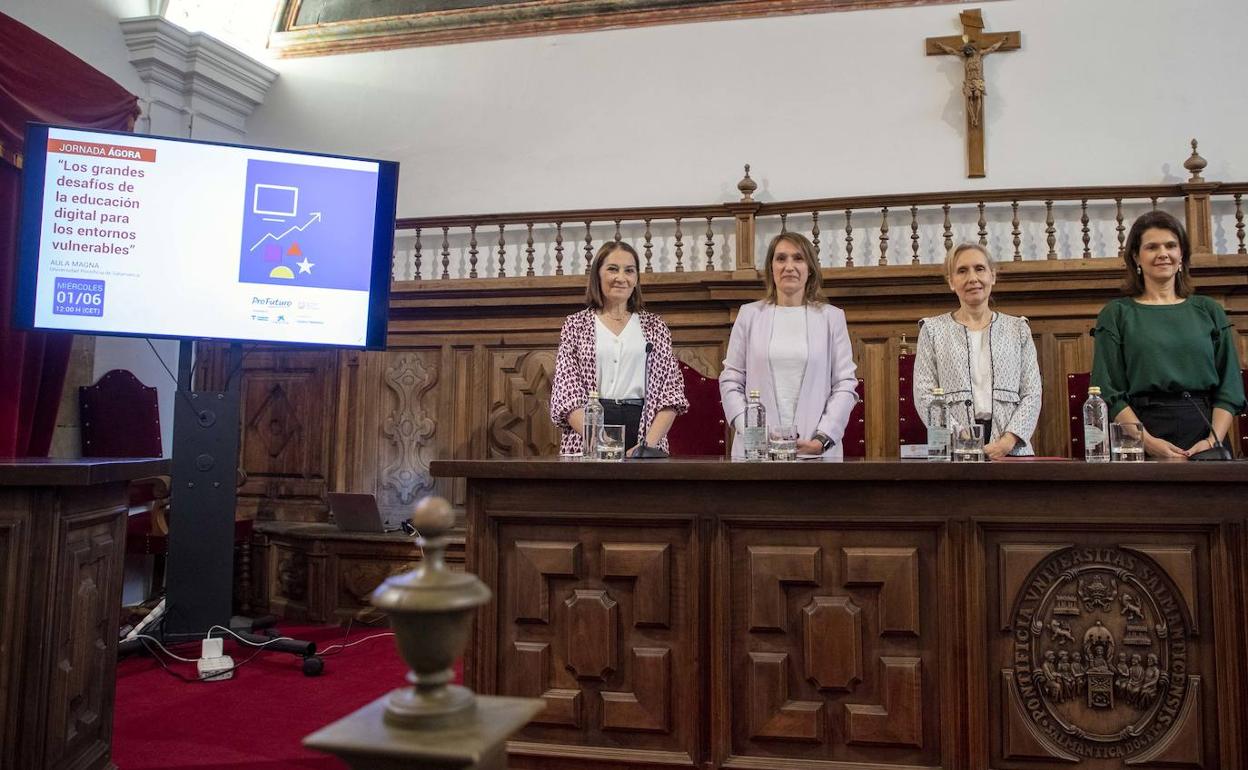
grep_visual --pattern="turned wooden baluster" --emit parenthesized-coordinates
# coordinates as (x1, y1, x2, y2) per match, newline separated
(977, 202, 987, 247)
(1011, 201, 1021, 261)
(413, 227, 422, 280)
(584, 222, 593, 273)
(674, 217, 685, 272)
(1080, 200, 1090, 259)
(844, 210, 854, 267)
(554, 221, 565, 276)
(910, 206, 920, 265)
(1115, 199, 1125, 257)
(525, 223, 535, 277)
(1044, 200, 1056, 260)
(1151, 196, 1159, 211)
(441, 226, 451, 279)
(704, 217, 715, 271)
(942, 203, 952, 252)
(497, 225, 507, 277)
(780, 212, 788, 233)
(877, 207, 889, 266)
(811, 212, 821, 260)
(1235, 194, 1246, 254)
(468, 224, 479, 278)
(614, 219, 622, 243)
(643, 219, 653, 272)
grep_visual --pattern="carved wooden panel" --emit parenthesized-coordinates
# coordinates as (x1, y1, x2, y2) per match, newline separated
(379, 352, 439, 508)
(43, 507, 124, 769)
(496, 524, 695, 762)
(488, 348, 560, 458)
(729, 528, 939, 766)
(0, 510, 24, 769)
(233, 349, 338, 521)
(987, 531, 1216, 767)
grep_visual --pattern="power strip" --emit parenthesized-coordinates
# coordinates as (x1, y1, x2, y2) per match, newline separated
(196, 637, 235, 681)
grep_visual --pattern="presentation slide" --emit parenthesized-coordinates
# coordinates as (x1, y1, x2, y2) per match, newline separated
(23, 126, 391, 347)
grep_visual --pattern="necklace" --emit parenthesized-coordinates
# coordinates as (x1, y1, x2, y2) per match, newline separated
(603, 310, 629, 323)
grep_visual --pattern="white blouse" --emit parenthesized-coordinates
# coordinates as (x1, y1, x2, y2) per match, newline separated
(967, 328, 993, 420)
(768, 306, 808, 427)
(595, 314, 646, 400)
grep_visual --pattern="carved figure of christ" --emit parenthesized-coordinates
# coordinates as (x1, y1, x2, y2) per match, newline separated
(926, 9, 1020, 178)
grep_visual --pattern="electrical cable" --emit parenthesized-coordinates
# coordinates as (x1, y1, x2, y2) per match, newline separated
(207, 625, 295, 648)
(131, 633, 199, 663)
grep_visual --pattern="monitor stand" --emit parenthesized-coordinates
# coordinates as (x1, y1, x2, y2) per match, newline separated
(130, 340, 323, 676)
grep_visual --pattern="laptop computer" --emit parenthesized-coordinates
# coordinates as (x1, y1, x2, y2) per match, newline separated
(326, 492, 389, 533)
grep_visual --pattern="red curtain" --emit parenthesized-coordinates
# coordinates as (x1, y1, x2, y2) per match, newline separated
(0, 13, 140, 456)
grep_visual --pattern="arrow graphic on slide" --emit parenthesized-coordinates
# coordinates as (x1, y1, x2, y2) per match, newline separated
(249, 211, 323, 252)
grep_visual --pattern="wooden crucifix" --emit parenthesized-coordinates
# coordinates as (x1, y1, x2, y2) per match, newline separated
(926, 9, 1020, 178)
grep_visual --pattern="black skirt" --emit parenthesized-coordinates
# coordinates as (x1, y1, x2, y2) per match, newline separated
(1129, 392, 1212, 450)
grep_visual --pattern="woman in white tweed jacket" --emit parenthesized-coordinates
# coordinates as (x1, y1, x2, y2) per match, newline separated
(913, 243, 1042, 458)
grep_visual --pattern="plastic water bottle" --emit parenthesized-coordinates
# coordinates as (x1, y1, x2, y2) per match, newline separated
(927, 387, 951, 462)
(1083, 386, 1110, 463)
(743, 389, 767, 461)
(583, 390, 603, 459)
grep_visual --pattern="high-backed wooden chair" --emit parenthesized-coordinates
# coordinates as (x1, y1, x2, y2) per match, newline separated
(897, 351, 926, 452)
(80, 370, 170, 590)
(842, 378, 867, 458)
(1238, 370, 1248, 456)
(1066, 372, 1092, 459)
(666, 361, 727, 456)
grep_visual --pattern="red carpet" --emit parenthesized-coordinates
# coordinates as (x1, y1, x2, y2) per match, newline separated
(113, 624, 459, 770)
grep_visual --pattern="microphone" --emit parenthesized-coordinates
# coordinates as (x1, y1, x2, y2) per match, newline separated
(1182, 391, 1232, 461)
(632, 341, 667, 459)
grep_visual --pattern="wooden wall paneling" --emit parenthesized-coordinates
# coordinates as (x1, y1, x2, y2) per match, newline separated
(377, 349, 441, 516)
(0, 490, 32, 770)
(486, 347, 561, 459)
(1212, 520, 1247, 768)
(237, 349, 338, 521)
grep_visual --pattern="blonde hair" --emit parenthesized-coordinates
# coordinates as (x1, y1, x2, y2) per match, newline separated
(943, 242, 996, 281)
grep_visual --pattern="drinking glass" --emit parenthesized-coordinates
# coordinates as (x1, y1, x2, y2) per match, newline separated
(596, 424, 626, 460)
(950, 423, 986, 462)
(1110, 422, 1145, 462)
(768, 424, 799, 461)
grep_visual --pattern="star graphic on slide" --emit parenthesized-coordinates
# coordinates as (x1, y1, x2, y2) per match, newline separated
(296, 257, 315, 274)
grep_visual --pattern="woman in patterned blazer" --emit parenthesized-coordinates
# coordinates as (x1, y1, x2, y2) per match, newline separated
(550, 241, 688, 456)
(913, 242, 1042, 458)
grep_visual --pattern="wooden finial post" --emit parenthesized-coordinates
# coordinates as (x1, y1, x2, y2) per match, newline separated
(737, 164, 757, 202)
(1183, 138, 1207, 183)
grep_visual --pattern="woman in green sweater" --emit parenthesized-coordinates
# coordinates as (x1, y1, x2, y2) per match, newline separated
(1091, 210, 1244, 459)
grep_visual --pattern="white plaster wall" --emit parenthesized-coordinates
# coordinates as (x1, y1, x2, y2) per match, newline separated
(241, 0, 1248, 217)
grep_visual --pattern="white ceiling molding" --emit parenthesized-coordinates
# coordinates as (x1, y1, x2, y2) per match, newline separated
(120, 15, 277, 141)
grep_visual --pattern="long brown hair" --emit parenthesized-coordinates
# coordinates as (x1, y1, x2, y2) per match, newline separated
(762, 232, 824, 305)
(1122, 210, 1192, 297)
(585, 240, 645, 312)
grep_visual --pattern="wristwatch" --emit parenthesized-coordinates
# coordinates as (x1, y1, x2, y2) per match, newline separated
(813, 432, 834, 453)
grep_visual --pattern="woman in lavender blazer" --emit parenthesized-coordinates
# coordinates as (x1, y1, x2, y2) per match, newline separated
(719, 232, 859, 459)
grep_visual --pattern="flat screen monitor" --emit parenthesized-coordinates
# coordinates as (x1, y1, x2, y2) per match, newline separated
(13, 124, 399, 349)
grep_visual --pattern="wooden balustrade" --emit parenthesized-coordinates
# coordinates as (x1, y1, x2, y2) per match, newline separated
(393, 142, 1246, 279)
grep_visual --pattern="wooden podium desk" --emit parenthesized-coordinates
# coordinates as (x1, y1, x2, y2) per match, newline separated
(0, 457, 167, 770)
(431, 457, 1248, 770)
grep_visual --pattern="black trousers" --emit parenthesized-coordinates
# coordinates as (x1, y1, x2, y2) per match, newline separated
(1131, 393, 1212, 450)
(601, 401, 643, 449)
